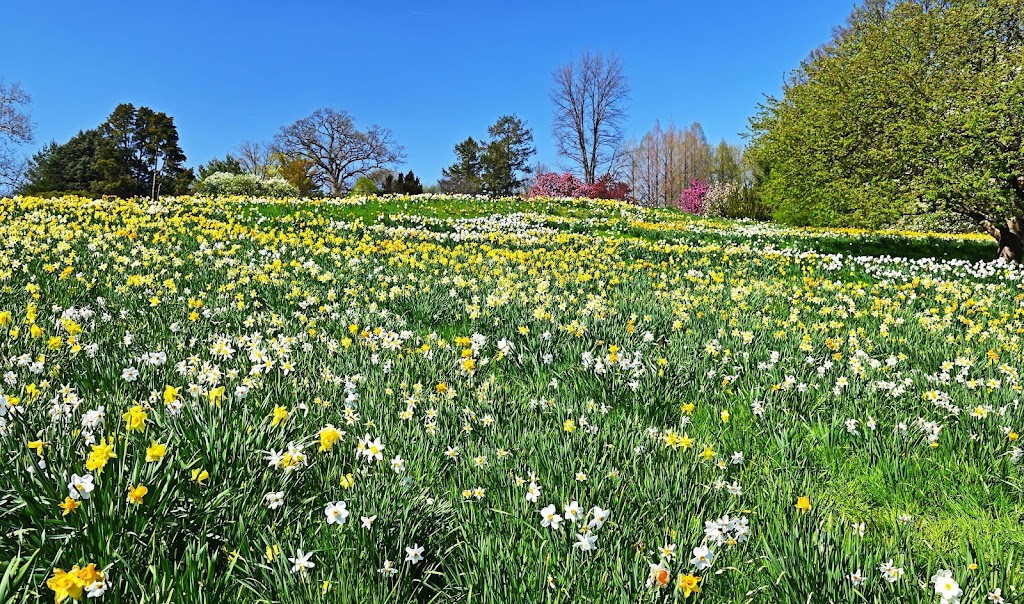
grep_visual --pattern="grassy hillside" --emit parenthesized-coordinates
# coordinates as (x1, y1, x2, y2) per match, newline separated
(0, 195, 1020, 603)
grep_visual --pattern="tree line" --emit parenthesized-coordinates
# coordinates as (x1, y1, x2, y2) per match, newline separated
(0, 50, 755, 206)
(5, 0, 1018, 235)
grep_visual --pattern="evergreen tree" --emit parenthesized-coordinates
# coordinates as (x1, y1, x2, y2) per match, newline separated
(95, 103, 189, 197)
(480, 115, 535, 196)
(21, 104, 190, 197)
(440, 137, 484, 194)
(198, 155, 244, 181)
(402, 170, 423, 194)
(20, 129, 103, 194)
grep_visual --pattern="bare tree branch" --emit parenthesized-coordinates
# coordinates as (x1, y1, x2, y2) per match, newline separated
(235, 140, 273, 179)
(550, 51, 629, 184)
(0, 80, 34, 193)
(273, 109, 405, 196)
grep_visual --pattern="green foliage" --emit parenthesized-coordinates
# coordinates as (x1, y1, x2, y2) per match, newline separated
(748, 0, 1024, 228)
(711, 139, 742, 185)
(480, 115, 535, 196)
(441, 116, 536, 197)
(19, 104, 190, 198)
(440, 137, 484, 194)
(380, 170, 424, 195)
(95, 103, 190, 198)
(350, 176, 379, 196)
(20, 130, 103, 195)
(268, 152, 320, 196)
(197, 155, 244, 181)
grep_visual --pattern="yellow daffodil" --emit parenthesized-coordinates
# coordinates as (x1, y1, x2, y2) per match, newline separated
(127, 484, 148, 505)
(146, 441, 167, 462)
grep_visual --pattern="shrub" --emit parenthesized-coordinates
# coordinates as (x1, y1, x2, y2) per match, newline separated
(584, 175, 631, 201)
(528, 172, 630, 200)
(702, 182, 737, 218)
(528, 173, 587, 198)
(194, 172, 299, 197)
(350, 177, 379, 197)
(675, 179, 709, 214)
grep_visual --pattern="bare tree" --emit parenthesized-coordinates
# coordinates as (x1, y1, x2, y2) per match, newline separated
(626, 121, 716, 206)
(273, 108, 404, 196)
(235, 140, 273, 179)
(0, 80, 34, 192)
(550, 51, 630, 184)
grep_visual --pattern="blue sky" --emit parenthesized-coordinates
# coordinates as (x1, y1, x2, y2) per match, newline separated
(3, 0, 853, 184)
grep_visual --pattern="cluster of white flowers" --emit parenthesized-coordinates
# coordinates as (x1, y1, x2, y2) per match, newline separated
(537, 500, 610, 553)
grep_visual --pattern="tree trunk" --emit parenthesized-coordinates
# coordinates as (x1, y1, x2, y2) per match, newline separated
(981, 218, 1023, 263)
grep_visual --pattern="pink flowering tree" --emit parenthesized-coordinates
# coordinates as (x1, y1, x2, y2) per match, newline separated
(529, 172, 631, 200)
(676, 179, 709, 214)
(582, 174, 631, 201)
(528, 172, 587, 198)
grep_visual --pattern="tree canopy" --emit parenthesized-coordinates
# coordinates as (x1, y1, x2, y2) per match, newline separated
(748, 0, 1024, 228)
(273, 108, 404, 196)
(21, 103, 191, 197)
(440, 116, 535, 196)
(550, 51, 629, 184)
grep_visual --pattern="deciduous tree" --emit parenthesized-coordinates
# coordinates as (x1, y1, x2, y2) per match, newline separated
(274, 108, 404, 196)
(748, 0, 1024, 232)
(236, 141, 273, 179)
(550, 51, 630, 184)
(0, 80, 34, 192)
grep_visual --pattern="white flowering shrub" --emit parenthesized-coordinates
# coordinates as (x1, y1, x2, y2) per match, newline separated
(702, 182, 738, 218)
(195, 172, 300, 198)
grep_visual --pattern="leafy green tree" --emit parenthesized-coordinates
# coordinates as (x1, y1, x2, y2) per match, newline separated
(480, 115, 535, 196)
(748, 0, 1024, 229)
(350, 176, 379, 196)
(20, 129, 103, 195)
(92, 104, 189, 197)
(197, 155, 244, 181)
(923, 1, 1024, 222)
(269, 152, 319, 196)
(440, 137, 484, 194)
(711, 139, 742, 185)
(20, 104, 189, 197)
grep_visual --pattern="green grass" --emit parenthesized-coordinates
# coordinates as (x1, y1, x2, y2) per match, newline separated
(0, 194, 1020, 603)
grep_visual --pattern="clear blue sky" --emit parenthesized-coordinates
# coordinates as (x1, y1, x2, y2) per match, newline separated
(2, 0, 853, 184)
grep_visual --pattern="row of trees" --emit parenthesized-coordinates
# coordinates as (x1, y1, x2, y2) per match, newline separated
(11, 105, 410, 198)
(23, 103, 192, 197)
(624, 121, 742, 207)
(3, 50, 749, 206)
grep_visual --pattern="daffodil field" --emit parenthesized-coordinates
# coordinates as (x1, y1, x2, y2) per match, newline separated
(2, 194, 1023, 604)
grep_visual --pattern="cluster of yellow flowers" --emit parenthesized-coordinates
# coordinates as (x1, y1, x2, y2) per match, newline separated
(46, 563, 108, 602)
